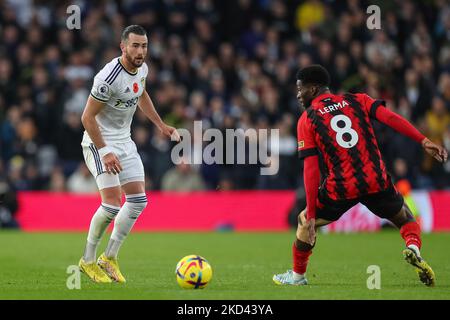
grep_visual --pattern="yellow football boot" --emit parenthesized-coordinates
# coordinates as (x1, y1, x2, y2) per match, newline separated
(403, 247, 436, 287)
(97, 253, 126, 283)
(78, 258, 112, 283)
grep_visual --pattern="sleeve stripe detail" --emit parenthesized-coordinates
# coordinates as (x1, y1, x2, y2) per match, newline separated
(90, 93, 108, 102)
(298, 148, 318, 159)
(370, 99, 386, 119)
(104, 62, 121, 83)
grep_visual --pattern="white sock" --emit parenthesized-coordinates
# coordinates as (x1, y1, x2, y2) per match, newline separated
(293, 271, 305, 280)
(408, 244, 421, 257)
(83, 203, 120, 263)
(105, 239, 122, 260)
(105, 193, 147, 259)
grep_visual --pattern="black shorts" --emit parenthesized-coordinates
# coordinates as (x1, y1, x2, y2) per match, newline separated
(316, 184, 404, 222)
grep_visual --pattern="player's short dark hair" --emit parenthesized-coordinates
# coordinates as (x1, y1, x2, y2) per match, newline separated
(296, 65, 330, 87)
(121, 25, 147, 42)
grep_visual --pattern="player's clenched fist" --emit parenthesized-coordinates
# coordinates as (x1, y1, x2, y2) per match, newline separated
(102, 152, 123, 175)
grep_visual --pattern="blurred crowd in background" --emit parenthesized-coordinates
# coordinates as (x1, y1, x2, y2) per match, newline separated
(1, 0, 450, 204)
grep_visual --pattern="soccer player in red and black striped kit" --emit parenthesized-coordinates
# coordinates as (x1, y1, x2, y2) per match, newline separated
(273, 65, 448, 287)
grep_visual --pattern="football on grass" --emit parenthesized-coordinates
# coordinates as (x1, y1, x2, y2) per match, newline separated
(175, 255, 212, 289)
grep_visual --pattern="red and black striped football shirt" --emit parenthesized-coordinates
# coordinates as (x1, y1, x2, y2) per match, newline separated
(297, 92, 390, 201)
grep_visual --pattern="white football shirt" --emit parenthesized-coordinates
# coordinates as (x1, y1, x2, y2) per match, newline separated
(82, 57, 148, 146)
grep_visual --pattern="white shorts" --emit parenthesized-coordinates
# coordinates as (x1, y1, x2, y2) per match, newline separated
(82, 140, 145, 190)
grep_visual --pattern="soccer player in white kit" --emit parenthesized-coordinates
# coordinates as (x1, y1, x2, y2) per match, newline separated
(78, 25, 179, 283)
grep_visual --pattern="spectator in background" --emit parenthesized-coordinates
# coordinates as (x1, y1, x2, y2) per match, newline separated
(48, 166, 66, 192)
(392, 158, 413, 184)
(402, 69, 431, 121)
(57, 111, 84, 176)
(295, 0, 325, 32)
(0, 177, 19, 229)
(365, 30, 398, 70)
(424, 96, 450, 174)
(145, 128, 174, 190)
(67, 163, 97, 194)
(426, 96, 450, 144)
(438, 73, 450, 108)
(161, 158, 206, 192)
(258, 114, 298, 189)
(1, 106, 21, 162)
(443, 125, 450, 183)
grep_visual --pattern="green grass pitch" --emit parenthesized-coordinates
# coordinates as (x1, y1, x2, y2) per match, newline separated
(0, 230, 449, 300)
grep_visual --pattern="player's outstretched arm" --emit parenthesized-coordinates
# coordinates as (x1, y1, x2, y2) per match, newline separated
(375, 106, 448, 163)
(81, 96, 122, 174)
(138, 90, 180, 141)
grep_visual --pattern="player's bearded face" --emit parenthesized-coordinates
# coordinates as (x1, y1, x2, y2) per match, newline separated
(123, 34, 148, 68)
(125, 48, 146, 68)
